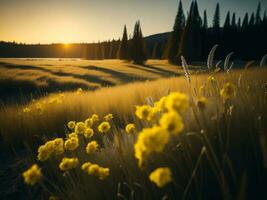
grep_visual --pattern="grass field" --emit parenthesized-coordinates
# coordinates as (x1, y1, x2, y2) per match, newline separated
(0, 59, 195, 104)
(0, 59, 267, 200)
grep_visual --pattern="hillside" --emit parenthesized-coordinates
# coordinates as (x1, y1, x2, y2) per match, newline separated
(0, 59, 190, 104)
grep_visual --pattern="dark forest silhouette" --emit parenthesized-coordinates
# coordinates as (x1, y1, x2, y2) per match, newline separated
(0, 1, 266, 64)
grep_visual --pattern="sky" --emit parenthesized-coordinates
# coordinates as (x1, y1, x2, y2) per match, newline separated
(0, 0, 266, 44)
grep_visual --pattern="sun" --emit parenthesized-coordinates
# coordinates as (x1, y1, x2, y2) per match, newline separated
(63, 42, 70, 48)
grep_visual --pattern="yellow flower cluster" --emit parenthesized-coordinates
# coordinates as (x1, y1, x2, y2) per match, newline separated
(125, 123, 136, 134)
(135, 126, 169, 167)
(64, 136, 79, 151)
(81, 162, 110, 180)
(135, 105, 153, 121)
(134, 92, 188, 167)
(164, 92, 189, 113)
(37, 138, 64, 161)
(85, 118, 94, 127)
(98, 121, 111, 134)
(91, 114, 99, 122)
(75, 122, 86, 134)
(84, 128, 94, 138)
(22, 164, 42, 186)
(103, 113, 113, 121)
(159, 112, 184, 135)
(154, 96, 167, 112)
(149, 167, 172, 188)
(67, 121, 76, 129)
(220, 83, 236, 100)
(86, 141, 99, 154)
(59, 157, 79, 171)
(23, 107, 31, 113)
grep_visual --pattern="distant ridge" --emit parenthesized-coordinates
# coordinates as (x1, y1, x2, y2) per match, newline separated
(144, 32, 170, 44)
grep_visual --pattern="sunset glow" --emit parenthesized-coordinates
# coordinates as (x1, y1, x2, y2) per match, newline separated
(0, 0, 265, 44)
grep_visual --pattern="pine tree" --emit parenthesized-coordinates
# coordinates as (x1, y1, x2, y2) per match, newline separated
(231, 13, 236, 28)
(224, 11, 231, 28)
(256, 2, 262, 25)
(242, 13, 249, 29)
(249, 13, 255, 26)
(212, 3, 221, 45)
(237, 17, 241, 29)
(167, 0, 185, 64)
(203, 10, 208, 29)
(213, 3, 220, 29)
(117, 25, 128, 60)
(178, 0, 202, 62)
(130, 21, 147, 64)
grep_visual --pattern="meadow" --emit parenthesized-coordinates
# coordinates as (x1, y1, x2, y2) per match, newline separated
(0, 59, 191, 104)
(0, 58, 267, 200)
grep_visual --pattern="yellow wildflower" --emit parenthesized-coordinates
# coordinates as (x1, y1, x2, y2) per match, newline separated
(84, 164, 110, 180)
(154, 96, 167, 112)
(84, 128, 94, 138)
(53, 138, 64, 155)
(75, 122, 86, 134)
(88, 164, 100, 175)
(86, 141, 99, 154)
(220, 83, 236, 100)
(149, 167, 172, 188)
(160, 112, 184, 135)
(103, 114, 113, 121)
(85, 118, 94, 128)
(125, 124, 136, 134)
(37, 138, 64, 161)
(81, 162, 92, 171)
(22, 164, 42, 186)
(64, 137, 79, 151)
(67, 121, 76, 129)
(37, 141, 54, 161)
(76, 88, 83, 95)
(134, 126, 169, 167)
(208, 76, 215, 83)
(165, 92, 189, 114)
(23, 107, 31, 113)
(197, 97, 208, 109)
(135, 105, 152, 120)
(98, 121, 111, 134)
(59, 157, 79, 171)
(98, 167, 110, 180)
(91, 114, 99, 122)
(68, 132, 78, 139)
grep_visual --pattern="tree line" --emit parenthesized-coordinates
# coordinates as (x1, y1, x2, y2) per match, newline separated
(0, 1, 266, 64)
(165, 1, 267, 64)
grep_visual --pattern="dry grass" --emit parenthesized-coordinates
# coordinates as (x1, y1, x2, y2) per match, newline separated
(1, 61, 267, 199)
(1, 67, 266, 145)
(0, 59, 187, 98)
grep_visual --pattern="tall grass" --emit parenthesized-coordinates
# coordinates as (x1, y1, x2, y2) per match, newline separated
(1, 66, 267, 199)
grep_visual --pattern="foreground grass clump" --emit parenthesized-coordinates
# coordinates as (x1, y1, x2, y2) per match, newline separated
(15, 67, 267, 199)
